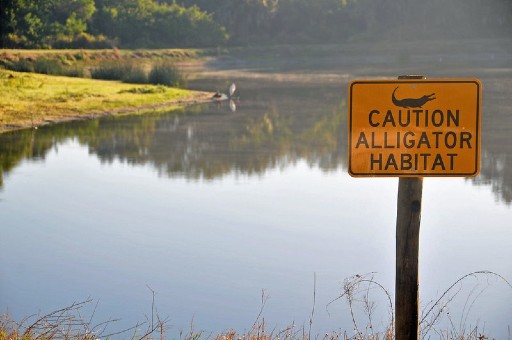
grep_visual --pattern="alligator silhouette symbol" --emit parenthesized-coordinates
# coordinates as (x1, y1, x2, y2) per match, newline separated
(392, 86, 436, 108)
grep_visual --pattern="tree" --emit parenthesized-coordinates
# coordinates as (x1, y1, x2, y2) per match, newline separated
(179, 0, 277, 44)
(0, 0, 96, 47)
(0, 0, 16, 47)
(92, 0, 227, 47)
(49, 0, 96, 38)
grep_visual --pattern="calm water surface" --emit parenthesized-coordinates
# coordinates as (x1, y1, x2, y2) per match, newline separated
(1, 42, 512, 338)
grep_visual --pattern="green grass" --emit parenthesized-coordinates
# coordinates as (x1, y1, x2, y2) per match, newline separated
(0, 69, 212, 132)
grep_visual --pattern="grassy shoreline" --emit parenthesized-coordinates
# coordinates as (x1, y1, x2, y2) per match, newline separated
(0, 69, 214, 133)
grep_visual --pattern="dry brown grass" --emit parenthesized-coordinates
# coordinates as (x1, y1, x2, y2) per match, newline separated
(2, 272, 507, 340)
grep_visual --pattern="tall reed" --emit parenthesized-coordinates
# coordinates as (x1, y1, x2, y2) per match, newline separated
(148, 61, 186, 87)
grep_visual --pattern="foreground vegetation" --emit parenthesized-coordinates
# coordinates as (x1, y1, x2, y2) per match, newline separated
(0, 69, 212, 132)
(2, 272, 507, 340)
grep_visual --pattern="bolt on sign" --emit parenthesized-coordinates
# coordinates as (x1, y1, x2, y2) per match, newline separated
(348, 79, 482, 177)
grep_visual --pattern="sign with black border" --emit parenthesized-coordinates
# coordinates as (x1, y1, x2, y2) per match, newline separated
(348, 79, 482, 177)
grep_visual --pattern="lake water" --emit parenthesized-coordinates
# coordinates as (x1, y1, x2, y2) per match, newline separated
(1, 41, 512, 338)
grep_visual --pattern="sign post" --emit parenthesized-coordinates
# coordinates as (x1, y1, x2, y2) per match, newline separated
(395, 174, 422, 339)
(394, 74, 425, 340)
(347, 75, 482, 339)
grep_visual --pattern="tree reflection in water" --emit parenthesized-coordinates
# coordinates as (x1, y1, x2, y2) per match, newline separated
(1, 68, 512, 205)
(0, 79, 347, 184)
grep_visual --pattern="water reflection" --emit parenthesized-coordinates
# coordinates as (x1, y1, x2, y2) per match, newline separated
(4, 74, 512, 204)
(1, 79, 346, 184)
(471, 76, 512, 203)
(1, 57, 512, 204)
(1, 45, 512, 338)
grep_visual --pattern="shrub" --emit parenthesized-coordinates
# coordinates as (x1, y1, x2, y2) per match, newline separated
(120, 86, 166, 94)
(122, 65, 147, 84)
(1, 57, 86, 78)
(8, 59, 35, 73)
(3, 33, 30, 48)
(74, 33, 113, 49)
(148, 61, 185, 88)
(61, 66, 86, 78)
(91, 60, 147, 84)
(52, 33, 113, 49)
(33, 58, 64, 75)
(90, 61, 127, 80)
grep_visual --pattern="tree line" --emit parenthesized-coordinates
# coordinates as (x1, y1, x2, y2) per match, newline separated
(0, 0, 511, 49)
(0, 0, 227, 48)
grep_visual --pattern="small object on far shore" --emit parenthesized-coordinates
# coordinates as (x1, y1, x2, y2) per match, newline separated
(212, 91, 228, 101)
(211, 82, 238, 101)
(229, 82, 236, 97)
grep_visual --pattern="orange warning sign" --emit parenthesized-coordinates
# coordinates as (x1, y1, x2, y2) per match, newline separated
(348, 79, 482, 177)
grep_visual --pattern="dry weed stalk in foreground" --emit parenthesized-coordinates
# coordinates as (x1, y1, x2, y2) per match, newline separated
(0, 288, 167, 340)
(213, 320, 391, 340)
(419, 271, 511, 340)
(326, 273, 395, 340)
(2, 271, 510, 340)
(325, 271, 512, 340)
(1, 300, 100, 340)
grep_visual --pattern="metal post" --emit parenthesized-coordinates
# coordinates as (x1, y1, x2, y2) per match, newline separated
(395, 75, 425, 340)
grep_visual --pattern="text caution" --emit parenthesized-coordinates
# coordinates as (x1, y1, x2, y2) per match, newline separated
(348, 79, 482, 177)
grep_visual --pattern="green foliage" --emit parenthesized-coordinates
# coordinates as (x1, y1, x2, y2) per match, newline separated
(122, 66, 148, 84)
(90, 59, 185, 87)
(33, 59, 65, 75)
(120, 85, 167, 94)
(1, 58, 85, 78)
(92, 0, 227, 48)
(1, 0, 511, 48)
(182, 0, 512, 44)
(60, 66, 87, 78)
(5, 59, 36, 73)
(0, 0, 226, 49)
(148, 61, 186, 87)
(91, 60, 137, 81)
(52, 33, 113, 49)
(1, 0, 97, 48)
